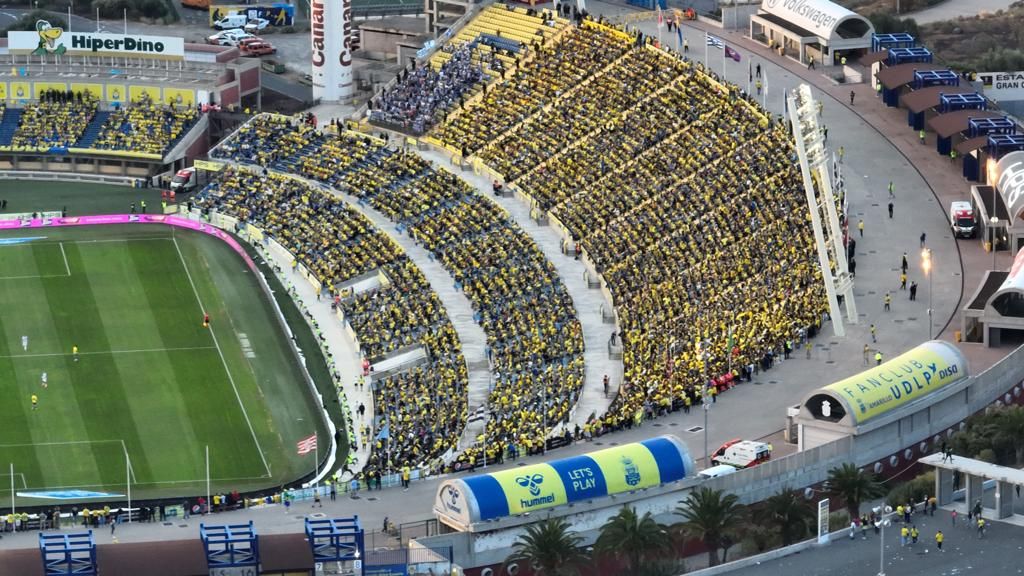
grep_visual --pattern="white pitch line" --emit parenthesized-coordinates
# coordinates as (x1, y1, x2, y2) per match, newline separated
(0, 345, 216, 360)
(0, 439, 124, 448)
(172, 235, 272, 478)
(0, 273, 71, 280)
(5, 475, 273, 492)
(0, 473, 28, 491)
(120, 439, 137, 484)
(59, 241, 70, 276)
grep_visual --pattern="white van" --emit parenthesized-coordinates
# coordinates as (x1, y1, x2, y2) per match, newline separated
(698, 465, 738, 480)
(213, 14, 247, 30)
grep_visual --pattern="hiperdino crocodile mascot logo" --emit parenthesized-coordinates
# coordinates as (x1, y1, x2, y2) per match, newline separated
(32, 20, 66, 56)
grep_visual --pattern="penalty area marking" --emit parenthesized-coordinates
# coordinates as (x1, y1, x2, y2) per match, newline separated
(59, 242, 70, 276)
(0, 439, 136, 485)
(0, 241, 72, 280)
(172, 235, 272, 478)
(0, 472, 29, 491)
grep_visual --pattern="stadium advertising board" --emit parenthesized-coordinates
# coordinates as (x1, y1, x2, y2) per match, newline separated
(310, 0, 353, 100)
(208, 4, 295, 26)
(759, 0, 855, 37)
(9, 24, 184, 60)
(436, 436, 692, 526)
(978, 71, 1024, 101)
(822, 341, 966, 424)
(999, 246, 1024, 294)
(0, 214, 255, 270)
(994, 151, 1024, 225)
(105, 84, 127, 104)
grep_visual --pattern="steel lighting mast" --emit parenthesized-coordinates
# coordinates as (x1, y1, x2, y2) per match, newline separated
(786, 84, 857, 337)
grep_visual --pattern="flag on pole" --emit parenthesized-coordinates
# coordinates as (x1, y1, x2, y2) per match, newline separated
(676, 26, 683, 48)
(705, 33, 723, 49)
(376, 424, 390, 440)
(296, 434, 317, 455)
(657, 4, 664, 28)
(725, 45, 741, 62)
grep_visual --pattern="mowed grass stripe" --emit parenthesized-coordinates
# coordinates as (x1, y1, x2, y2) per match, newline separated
(82, 239, 211, 483)
(127, 239, 268, 480)
(175, 231, 322, 477)
(0, 304, 48, 494)
(40, 241, 157, 489)
(0, 243, 106, 491)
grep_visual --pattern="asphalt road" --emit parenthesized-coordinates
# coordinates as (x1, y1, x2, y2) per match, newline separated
(261, 68, 312, 102)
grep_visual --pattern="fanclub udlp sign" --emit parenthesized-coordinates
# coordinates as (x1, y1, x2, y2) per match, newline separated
(9, 21, 184, 60)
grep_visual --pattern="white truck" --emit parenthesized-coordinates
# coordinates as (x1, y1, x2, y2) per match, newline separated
(949, 201, 976, 238)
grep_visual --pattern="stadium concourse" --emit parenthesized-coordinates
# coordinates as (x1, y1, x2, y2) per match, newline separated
(0, 7, 1011, 576)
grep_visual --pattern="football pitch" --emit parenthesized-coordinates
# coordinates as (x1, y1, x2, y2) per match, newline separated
(0, 221, 331, 504)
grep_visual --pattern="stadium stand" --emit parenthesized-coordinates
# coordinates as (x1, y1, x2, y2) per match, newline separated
(368, 4, 567, 135)
(195, 166, 469, 476)
(1, 93, 199, 156)
(370, 44, 487, 134)
(92, 96, 199, 155)
(422, 20, 827, 430)
(430, 21, 630, 155)
(212, 115, 585, 469)
(10, 95, 98, 150)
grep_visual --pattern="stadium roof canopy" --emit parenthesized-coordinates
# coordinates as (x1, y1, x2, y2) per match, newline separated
(799, 341, 969, 429)
(755, 0, 873, 44)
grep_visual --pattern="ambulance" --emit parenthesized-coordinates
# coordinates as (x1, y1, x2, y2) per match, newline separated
(170, 168, 198, 193)
(949, 201, 976, 238)
(711, 439, 772, 469)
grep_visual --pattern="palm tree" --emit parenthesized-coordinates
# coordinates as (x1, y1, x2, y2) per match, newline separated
(755, 487, 815, 546)
(595, 506, 673, 575)
(504, 518, 589, 576)
(673, 486, 746, 567)
(825, 463, 884, 519)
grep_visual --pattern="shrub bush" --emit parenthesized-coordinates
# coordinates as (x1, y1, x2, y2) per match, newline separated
(885, 471, 935, 508)
(3, 10, 66, 32)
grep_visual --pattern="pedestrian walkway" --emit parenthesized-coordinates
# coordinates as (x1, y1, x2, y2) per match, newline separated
(214, 158, 492, 465)
(728, 502, 1024, 575)
(416, 147, 622, 429)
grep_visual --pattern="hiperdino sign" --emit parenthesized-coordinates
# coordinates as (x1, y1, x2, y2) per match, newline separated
(9, 21, 184, 60)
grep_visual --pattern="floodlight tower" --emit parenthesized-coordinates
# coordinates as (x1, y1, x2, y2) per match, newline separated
(786, 84, 858, 337)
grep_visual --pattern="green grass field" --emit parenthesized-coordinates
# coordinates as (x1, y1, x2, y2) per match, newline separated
(0, 182, 335, 505)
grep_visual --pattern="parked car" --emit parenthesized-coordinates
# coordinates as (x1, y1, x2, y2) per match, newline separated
(240, 39, 276, 56)
(244, 18, 269, 33)
(207, 29, 254, 46)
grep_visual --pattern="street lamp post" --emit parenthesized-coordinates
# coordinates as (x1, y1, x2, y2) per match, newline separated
(922, 249, 933, 340)
(699, 340, 712, 466)
(991, 216, 1000, 270)
(873, 506, 894, 576)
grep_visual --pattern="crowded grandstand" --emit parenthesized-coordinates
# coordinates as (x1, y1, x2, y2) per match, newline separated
(0, 90, 199, 157)
(198, 11, 825, 476)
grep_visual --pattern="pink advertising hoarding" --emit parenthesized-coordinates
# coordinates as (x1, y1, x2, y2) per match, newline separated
(0, 213, 256, 270)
